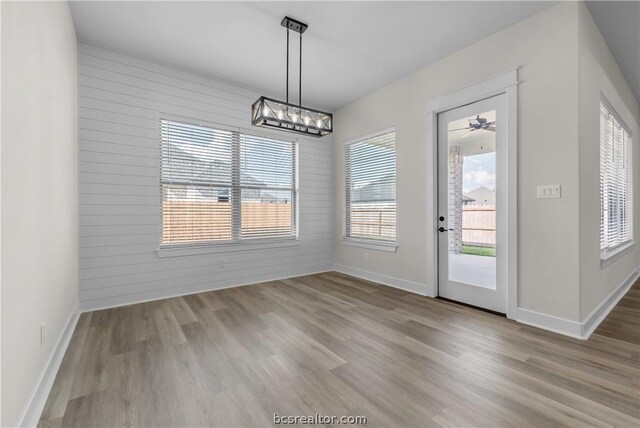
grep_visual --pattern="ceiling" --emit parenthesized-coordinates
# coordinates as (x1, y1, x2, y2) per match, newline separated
(69, 1, 560, 111)
(586, 1, 640, 102)
(68, 2, 640, 111)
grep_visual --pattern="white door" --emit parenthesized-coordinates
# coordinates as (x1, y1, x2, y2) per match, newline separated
(437, 94, 507, 313)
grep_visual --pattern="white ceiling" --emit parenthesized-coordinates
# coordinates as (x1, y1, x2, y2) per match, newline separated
(69, 1, 561, 111)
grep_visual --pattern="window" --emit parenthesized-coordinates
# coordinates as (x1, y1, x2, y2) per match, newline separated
(600, 101, 633, 257)
(160, 118, 297, 246)
(345, 130, 396, 243)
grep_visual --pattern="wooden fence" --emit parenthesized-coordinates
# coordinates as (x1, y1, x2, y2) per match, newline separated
(462, 204, 496, 247)
(161, 201, 491, 246)
(162, 200, 292, 243)
(349, 205, 396, 240)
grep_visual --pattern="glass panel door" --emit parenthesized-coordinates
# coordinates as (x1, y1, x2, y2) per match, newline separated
(437, 94, 506, 313)
(447, 108, 497, 289)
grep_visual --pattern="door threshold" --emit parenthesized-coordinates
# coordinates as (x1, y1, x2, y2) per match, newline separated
(435, 296, 506, 317)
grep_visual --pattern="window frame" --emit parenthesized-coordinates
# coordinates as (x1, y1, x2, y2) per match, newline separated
(158, 115, 299, 251)
(599, 97, 634, 262)
(343, 128, 398, 250)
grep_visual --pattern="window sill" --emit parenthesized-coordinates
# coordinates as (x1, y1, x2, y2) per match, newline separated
(601, 241, 636, 267)
(341, 238, 398, 253)
(157, 239, 300, 258)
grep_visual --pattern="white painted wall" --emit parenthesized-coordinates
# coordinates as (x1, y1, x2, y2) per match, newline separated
(577, 2, 640, 320)
(1, 2, 78, 426)
(333, 2, 583, 321)
(78, 43, 334, 310)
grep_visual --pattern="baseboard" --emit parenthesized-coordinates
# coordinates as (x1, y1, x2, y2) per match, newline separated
(79, 267, 334, 312)
(16, 303, 80, 427)
(333, 264, 433, 296)
(517, 267, 639, 340)
(516, 308, 584, 339)
(581, 267, 640, 339)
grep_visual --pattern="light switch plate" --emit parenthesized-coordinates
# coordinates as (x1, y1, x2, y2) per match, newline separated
(537, 185, 561, 199)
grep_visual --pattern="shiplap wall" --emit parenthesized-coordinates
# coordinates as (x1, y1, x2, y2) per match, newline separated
(79, 43, 334, 310)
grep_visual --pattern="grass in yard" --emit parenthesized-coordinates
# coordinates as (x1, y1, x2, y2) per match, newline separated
(461, 245, 496, 257)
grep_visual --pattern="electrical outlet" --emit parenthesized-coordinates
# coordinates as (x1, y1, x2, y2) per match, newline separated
(364, 252, 369, 261)
(219, 257, 227, 268)
(40, 322, 46, 345)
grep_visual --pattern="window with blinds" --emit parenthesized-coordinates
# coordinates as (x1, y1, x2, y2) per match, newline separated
(160, 118, 297, 246)
(345, 130, 396, 243)
(600, 101, 633, 256)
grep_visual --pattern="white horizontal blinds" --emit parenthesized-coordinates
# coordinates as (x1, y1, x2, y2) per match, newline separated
(160, 118, 296, 245)
(240, 133, 296, 239)
(161, 119, 234, 244)
(600, 102, 632, 254)
(345, 131, 396, 242)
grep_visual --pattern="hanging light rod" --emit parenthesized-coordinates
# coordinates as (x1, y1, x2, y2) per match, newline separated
(251, 16, 333, 138)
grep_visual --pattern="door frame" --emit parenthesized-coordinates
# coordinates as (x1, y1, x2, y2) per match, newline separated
(425, 69, 519, 319)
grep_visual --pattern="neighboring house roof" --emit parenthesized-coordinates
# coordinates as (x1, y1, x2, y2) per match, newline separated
(462, 195, 475, 203)
(163, 143, 282, 201)
(464, 186, 495, 205)
(163, 143, 265, 186)
(351, 174, 396, 203)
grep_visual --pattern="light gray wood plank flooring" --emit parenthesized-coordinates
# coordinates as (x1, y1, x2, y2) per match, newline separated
(39, 272, 640, 427)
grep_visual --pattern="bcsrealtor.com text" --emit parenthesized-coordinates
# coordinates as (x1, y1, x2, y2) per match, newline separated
(274, 413, 367, 425)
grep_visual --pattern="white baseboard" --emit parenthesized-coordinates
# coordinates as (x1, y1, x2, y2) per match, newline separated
(16, 303, 80, 427)
(517, 307, 584, 339)
(79, 267, 334, 312)
(518, 267, 639, 340)
(333, 264, 433, 296)
(581, 267, 639, 339)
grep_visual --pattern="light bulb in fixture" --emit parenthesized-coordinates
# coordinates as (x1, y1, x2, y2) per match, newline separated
(316, 119, 322, 128)
(262, 106, 270, 117)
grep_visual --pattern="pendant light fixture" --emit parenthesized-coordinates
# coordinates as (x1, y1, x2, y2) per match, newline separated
(251, 16, 333, 137)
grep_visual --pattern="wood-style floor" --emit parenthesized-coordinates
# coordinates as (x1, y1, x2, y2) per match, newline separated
(39, 272, 640, 427)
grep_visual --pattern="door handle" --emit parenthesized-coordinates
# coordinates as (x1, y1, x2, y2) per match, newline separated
(438, 227, 454, 233)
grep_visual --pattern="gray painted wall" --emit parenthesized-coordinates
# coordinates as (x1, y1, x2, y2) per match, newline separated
(331, 1, 639, 326)
(1, 2, 78, 425)
(78, 43, 334, 310)
(577, 2, 640, 319)
(332, 2, 584, 320)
